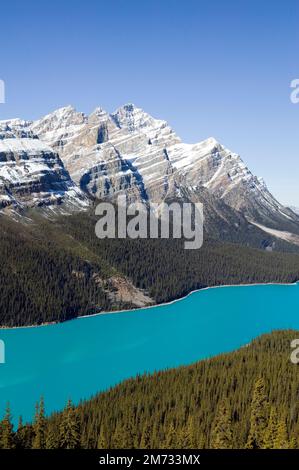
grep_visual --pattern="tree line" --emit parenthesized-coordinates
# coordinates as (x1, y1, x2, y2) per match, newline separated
(1, 330, 299, 449)
(58, 210, 299, 305)
(1, 211, 299, 327)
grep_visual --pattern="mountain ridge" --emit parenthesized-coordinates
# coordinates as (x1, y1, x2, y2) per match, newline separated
(1, 103, 299, 248)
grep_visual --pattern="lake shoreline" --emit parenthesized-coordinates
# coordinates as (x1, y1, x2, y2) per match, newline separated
(1, 280, 298, 331)
(1, 281, 299, 427)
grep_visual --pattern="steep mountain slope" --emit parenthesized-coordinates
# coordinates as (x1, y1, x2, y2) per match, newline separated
(0, 120, 88, 211)
(2, 104, 299, 248)
(26, 104, 299, 238)
(168, 138, 299, 233)
(1, 104, 299, 328)
(29, 105, 177, 203)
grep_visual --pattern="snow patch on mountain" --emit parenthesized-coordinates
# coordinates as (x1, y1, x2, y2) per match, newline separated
(0, 120, 89, 211)
(1, 103, 299, 241)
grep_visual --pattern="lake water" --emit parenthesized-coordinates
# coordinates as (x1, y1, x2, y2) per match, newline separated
(0, 283, 299, 424)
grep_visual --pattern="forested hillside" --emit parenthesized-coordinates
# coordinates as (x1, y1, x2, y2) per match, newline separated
(1, 330, 299, 449)
(1, 211, 299, 326)
(0, 216, 113, 326)
(52, 210, 299, 304)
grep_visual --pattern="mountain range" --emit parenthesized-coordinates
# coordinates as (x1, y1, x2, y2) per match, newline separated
(1, 104, 299, 326)
(1, 103, 299, 249)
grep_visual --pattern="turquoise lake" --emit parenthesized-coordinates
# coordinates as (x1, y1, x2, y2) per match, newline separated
(0, 283, 299, 424)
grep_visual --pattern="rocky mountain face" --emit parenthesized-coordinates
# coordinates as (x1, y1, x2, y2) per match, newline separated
(0, 119, 88, 212)
(1, 104, 299, 247)
(29, 104, 178, 203)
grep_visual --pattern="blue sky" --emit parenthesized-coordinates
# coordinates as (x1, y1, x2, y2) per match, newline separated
(0, 0, 298, 205)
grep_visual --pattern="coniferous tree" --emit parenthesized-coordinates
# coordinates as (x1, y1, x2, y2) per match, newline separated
(177, 423, 193, 449)
(17, 416, 23, 431)
(0, 404, 15, 449)
(32, 398, 46, 449)
(288, 435, 297, 449)
(274, 415, 289, 449)
(112, 424, 125, 449)
(2, 331, 299, 450)
(262, 406, 277, 449)
(2, 211, 299, 328)
(16, 416, 24, 447)
(246, 377, 269, 449)
(122, 422, 134, 449)
(45, 423, 60, 449)
(140, 423, 152, 449)
(59, 400, 80, 449)
(15, 416, 28, 449)
(97, 427, 108, 449)
(164, 422, 177, 449)
(210, 399, 233, 449)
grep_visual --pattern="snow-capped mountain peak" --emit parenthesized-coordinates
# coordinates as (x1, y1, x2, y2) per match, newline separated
(111, 103, 168, 135)
(1, 103, 299, 243)
(31, 105, 86, 135)
(0, 111, 89, 212)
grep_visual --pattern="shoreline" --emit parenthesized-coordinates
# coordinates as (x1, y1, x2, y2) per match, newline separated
(78, 280, 299, 319)
(1, 280, 298, 331)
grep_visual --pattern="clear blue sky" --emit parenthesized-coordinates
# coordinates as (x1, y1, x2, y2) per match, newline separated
(0, 0, 298, 205)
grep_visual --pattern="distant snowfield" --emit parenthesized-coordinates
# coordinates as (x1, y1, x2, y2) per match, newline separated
(250, 220, 299, 246)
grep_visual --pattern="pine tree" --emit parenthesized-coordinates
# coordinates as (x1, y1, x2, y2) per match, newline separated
(177, 422, 193, 449)
(246, 377, 269, 449)
(59, 399, 80, 449)
(122, 421, 134, 449)
(0, 404, 15, 449)
(97, 427, 108, 449)
(140, 423, 152, 449)
(45, 423, 60, 449)
(262, 406, 277, 449)
(15, 416, 27, 449)
(2, 330, 299, 450)
(288, 435, 297, 449)
(197, 433, 206, 449)
(112, 424, 125, 449)
(164, 422, 177, 448)
(17, 416, 23, 431)
(274, 415, 289, 449)
(210, 399, 233, 449)
(32, 397, 46, 449)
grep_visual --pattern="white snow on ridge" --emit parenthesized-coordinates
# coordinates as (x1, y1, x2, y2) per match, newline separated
(1, 103, 298, 232)
(0, 138, 54, 154)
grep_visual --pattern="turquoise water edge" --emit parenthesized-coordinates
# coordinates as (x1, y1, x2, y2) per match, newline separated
(0, 283, 298, 424)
